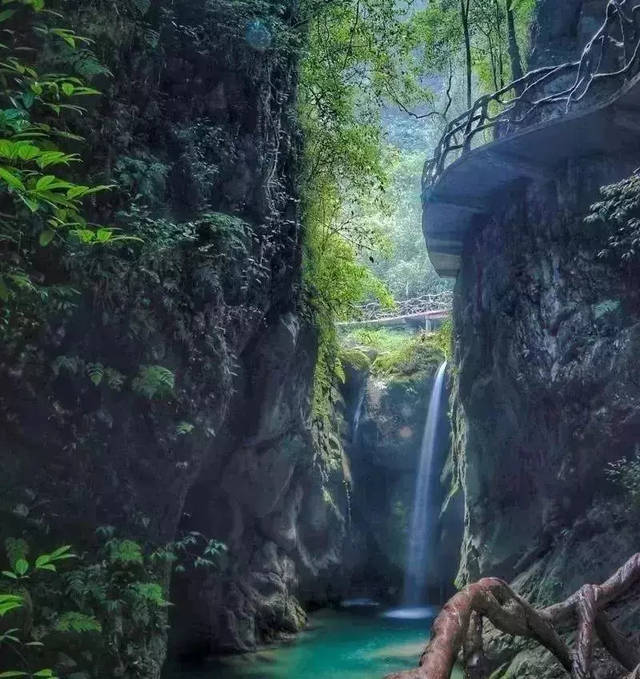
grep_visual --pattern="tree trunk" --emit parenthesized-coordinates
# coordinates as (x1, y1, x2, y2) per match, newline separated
(505, 0, 523, 89)
(461, 0, 472, 109)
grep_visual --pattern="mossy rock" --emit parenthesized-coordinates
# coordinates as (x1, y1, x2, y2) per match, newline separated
(339, 348, 371, 373)
(373, 341, 444, 378)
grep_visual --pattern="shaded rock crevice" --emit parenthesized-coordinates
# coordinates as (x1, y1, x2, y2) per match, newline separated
(452, 152, 640, 677)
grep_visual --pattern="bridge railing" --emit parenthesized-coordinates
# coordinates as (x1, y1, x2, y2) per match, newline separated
(352, 291, 453, 322)
(423, 0, 640, 193)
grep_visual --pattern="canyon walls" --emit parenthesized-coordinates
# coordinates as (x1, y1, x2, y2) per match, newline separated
(0, 0, 348, 671)
(451, 1, 640, 674)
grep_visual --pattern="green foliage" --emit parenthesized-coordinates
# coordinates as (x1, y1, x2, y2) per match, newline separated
(150, 531, 227, 572)
(299, 0, 535, 413)
(0, 0, 114, 319)
(0, 542, 79, 679)
(128, 582, 169, 607)
(299, 0, 415, 415)
(0, 528, 224, 679)
(52, 355, 126, 391)
(175, 421, 195, 436)
(342, 327, 446, 377)
(4, 538, 28, 570)
(432, 317, 453, 361)
(106, 538, 143, 566)
(606, 450, 640, 507)
(54, 611, 101, 633)
(1, 543, 74, 580)
(0, 593, 23, 617)
(369, 153, 452, 301)
(587, 170, 640, 264)
(132, 365, 175, 400)
(338, 348, 371, 373)
(114, 155, 169, 206)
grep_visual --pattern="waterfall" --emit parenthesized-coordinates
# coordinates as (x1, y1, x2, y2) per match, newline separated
(351, 380, 367, 447)
(402, 361, 447, 607)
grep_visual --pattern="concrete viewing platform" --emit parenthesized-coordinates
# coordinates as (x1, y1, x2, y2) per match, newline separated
(337, 308, 450, 331)
(423, 2, 640, 278)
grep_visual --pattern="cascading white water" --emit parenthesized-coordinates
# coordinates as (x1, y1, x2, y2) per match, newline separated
(402, 361, 447, 608)
(351, 381, 367, 447)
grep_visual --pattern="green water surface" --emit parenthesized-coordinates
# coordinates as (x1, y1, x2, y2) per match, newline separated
(168, 608, 443, 679)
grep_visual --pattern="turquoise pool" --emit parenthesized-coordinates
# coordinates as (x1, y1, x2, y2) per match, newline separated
(166, 607, 442, 679)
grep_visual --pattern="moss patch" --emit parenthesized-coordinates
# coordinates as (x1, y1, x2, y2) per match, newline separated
(340, 328, 446, 378)
(339, 347, 372, 373)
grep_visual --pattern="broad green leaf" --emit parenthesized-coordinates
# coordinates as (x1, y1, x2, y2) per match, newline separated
(0, 166, 24, 190)
(22, 196, 40, 212)
(70, 229, 95, 244)
(96, 228, 112, 243)
(16, 144, 41, 161)
(36, 175, 56, 191)
(34, 554, 50, 567)
(61, 82, 74, 96)
(14, 558, 28, 576)
(0, 672, 28, 677)
(66, 185, 89, 199)
(72, 86, 100, 96)
(49, 544, 73, 558)
(39, 229, 55, 247)
(21, 91, 34, 109)
(36, 151, 79, 168)
(0, 593, 22, 616)
(0, 140, 15, 157)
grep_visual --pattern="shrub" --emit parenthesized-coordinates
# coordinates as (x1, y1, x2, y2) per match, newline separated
(606, 450, 640, 506)
(341, 327, 446, 377)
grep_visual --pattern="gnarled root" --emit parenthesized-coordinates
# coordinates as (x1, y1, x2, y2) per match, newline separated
(386, 553, 640, 679)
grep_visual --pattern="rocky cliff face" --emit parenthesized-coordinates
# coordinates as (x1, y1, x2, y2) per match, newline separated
(452, 1, 640, 675)
(0, 0, 346, 672)
(339, 335, 461, 604)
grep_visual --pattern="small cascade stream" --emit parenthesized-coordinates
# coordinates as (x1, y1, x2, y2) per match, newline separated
(388, 362, 447, 617)
(351, 380, 367, 446)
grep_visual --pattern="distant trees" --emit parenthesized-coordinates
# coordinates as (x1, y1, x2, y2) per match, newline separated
(298, 0, 536, 408)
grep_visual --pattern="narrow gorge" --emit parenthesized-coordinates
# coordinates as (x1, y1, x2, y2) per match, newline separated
(0, 0, 639, 678)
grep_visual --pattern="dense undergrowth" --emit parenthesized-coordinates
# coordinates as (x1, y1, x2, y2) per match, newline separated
(0, 0, 299, 675)
(299, 0, 535, 417)
(0, 530, 225, 678)
(340, 322, 452, 378)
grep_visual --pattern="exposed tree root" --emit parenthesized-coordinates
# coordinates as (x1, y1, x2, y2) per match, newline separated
(385, 553, 640, 679)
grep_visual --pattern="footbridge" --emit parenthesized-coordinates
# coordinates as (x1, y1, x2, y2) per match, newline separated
(424, 0, 640, 278)
(337, 292, 452, 330)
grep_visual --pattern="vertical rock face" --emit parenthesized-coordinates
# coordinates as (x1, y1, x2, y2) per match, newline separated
(339, 345, 462, 604)
(453, 155, 640, 584)
(452, 0, 640, 673)
(0, 0, 347, 670)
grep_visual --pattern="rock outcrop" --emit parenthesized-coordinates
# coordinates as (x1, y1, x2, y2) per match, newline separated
(451, 1, 640, 675)
(340, 336, 461, 603)
(0, 0, 347, 672)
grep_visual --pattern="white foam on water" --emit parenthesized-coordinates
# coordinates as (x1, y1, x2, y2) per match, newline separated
(382, 606, 438, 620)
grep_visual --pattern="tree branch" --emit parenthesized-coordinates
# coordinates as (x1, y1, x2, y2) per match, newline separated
(385, 553, 640, 679)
